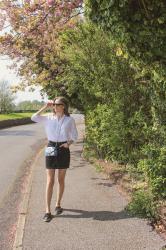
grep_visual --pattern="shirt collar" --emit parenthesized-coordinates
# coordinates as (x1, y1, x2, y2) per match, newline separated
(56, 114, 66, 121)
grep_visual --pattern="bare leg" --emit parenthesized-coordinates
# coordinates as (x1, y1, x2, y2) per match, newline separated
(45, 169, 55, 213)
(56, 169, 67, 207)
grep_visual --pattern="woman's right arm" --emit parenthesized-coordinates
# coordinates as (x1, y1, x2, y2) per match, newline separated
(31, 103, 51, 123)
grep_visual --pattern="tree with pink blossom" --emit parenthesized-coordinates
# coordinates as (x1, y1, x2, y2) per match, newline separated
(0, 0, 83, 97)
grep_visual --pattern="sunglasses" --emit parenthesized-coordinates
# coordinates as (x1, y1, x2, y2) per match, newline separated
(53, 103, 64, 106)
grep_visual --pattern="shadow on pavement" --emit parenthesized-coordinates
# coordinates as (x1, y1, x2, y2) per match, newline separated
(91, 178, 109, 181)
(71, 150, 83, 157)
(97, 182, 113, 187)
(53, 208, 134, 221)
(70, 164, 85, 169)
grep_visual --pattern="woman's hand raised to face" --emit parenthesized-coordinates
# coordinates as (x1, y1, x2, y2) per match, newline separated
(45, 100, 54, 109)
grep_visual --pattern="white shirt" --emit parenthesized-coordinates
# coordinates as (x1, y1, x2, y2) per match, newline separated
(31, 113, 78, 142)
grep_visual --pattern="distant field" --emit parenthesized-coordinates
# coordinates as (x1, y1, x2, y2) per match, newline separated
(0, 113, 34, 121)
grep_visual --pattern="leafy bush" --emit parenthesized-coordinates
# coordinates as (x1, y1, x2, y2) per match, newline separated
(85, 103, 127, 163)
(138, 144, 166, 199)
(126, 189, 159, 219)
(85, 1, 166, 207)
(56, 14, 166, 221)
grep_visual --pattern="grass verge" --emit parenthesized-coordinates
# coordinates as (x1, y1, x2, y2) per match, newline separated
(0, 113, 34, 121)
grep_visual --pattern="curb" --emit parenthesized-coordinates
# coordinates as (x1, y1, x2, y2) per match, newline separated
(0, 118, 34, 129)
(12, 147, 44, 250)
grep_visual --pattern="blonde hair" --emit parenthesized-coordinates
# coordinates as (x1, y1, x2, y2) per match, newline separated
(53, 96, 70, 116)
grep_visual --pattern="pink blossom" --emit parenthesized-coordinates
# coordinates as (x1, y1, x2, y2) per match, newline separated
(47, 0, 55, 6)
(56, 10, 61, 17)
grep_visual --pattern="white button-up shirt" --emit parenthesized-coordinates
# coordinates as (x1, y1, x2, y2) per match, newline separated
(31, 113, 78, 142)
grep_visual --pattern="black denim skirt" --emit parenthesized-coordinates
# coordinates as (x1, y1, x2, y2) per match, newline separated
(45, 141, 70, 169)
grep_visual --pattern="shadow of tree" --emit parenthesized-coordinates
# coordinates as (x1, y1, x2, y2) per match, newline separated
(91, 177, 109, 181)
(71, 149, 83, 157)
(97, 182, 113, 187)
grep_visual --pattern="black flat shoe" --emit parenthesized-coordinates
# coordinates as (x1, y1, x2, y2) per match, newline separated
(55, 206, 63, 215)
(43, 213, 52, 222)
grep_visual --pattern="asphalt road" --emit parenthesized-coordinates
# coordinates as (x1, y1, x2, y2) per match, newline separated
(0, 123, 46, 204)
(0, 121, 47, 250)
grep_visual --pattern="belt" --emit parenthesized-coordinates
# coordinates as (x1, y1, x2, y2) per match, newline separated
(48, 140, 67, 145)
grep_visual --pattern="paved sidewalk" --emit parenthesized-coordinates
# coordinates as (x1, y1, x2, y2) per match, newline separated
(19, 119, 165, 250)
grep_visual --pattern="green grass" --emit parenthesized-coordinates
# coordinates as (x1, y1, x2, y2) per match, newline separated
(0, 113, 34, 121)
(94, 163, 103, 173)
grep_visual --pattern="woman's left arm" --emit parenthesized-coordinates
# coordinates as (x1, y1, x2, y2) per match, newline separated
(60, 117, 78, 148)
(68, 117, 78, 143)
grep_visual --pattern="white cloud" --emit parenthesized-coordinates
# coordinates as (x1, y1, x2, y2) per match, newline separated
(0, 56, 19, 84)
(0, 56, 48, 104)
(14, 86, 48, 105)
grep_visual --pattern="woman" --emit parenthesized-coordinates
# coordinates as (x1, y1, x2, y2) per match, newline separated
(31, 96, 78, 222)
